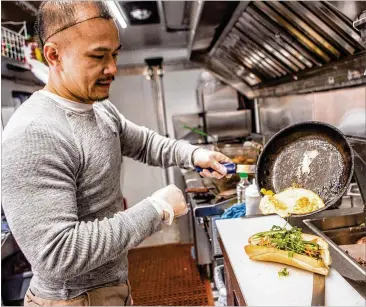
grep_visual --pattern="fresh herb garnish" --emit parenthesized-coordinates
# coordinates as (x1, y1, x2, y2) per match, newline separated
(253, 225, 321, 259)
(278, 268, 289, 277)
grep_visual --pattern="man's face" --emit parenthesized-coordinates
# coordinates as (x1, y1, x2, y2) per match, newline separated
(58, 18, 120, 102)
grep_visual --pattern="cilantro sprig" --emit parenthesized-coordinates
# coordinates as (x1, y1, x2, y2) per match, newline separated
(253, 225, 321, 259)
(278, 268, 289, 277)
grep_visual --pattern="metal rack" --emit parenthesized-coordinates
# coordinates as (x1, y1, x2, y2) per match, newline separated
(1, 22, 27, 63)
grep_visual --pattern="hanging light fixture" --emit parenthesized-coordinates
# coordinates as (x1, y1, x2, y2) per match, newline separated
(105, 0, 128, 29)
(130, 8, 152, 20)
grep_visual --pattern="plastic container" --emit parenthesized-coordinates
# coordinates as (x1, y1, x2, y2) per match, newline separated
(236, 173, 250, 204)
(213, 143, 259, 193)
(245, 179, 261, 215)
(219, 143, 257, 165)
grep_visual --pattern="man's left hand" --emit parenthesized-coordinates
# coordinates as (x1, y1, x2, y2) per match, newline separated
(192, 148, 232, 179)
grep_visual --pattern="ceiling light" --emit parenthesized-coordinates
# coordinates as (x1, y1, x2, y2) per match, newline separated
(105, 0, 127, 29)
(130, 8, 151, 20)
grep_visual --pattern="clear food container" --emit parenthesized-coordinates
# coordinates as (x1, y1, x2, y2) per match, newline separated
(213, 143, 259, 192)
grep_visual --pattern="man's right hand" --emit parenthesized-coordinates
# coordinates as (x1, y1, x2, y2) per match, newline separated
(150, 184, 188, 223)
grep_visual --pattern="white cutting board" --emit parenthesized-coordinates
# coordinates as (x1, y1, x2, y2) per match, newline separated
(216, 215, 365, 306)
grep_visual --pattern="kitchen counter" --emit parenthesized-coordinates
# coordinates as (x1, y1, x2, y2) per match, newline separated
(289, 207, 366, 299)
(216, 215, 365, 306)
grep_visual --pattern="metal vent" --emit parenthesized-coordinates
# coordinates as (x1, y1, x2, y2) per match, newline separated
(210, 1, 365, 86)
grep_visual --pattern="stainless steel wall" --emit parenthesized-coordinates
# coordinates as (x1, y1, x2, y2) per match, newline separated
(198, 80, 252, 140)
(206, 110, 252, 139)
(258, 85, 366, 141)
(201, 85, 239, 111)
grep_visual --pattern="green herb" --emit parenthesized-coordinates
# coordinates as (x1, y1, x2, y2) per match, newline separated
(182, 125, 210, 137)
(253, 225, 321, 259)
(278, 268, 289, 277)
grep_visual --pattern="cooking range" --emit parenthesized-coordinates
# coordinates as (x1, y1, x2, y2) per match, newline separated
(184, 170, 239, 276)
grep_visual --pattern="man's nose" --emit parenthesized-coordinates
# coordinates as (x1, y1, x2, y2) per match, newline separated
(104, 60, 118, 76)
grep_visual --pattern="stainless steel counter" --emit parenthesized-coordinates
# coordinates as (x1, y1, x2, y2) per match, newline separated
(289, 207, 366, 300)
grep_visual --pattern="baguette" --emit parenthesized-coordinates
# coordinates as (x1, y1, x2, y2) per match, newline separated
(244, 228, 332, 276)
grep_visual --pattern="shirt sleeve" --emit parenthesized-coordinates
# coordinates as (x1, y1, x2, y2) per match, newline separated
(118, 113, 199, 169)
(1, 120, 162, 282)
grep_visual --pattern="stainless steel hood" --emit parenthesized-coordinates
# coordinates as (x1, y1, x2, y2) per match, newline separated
(190, 1, 366, 98)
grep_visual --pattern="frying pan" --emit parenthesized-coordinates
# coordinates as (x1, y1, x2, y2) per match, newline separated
(256, 121, 354, 217)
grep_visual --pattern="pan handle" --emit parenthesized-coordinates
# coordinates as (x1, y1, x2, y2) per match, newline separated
(195, 163, 237, 174)
(195, 163, 256, 174)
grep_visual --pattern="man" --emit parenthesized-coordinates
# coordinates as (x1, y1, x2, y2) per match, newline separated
(1, 1, 231, 306)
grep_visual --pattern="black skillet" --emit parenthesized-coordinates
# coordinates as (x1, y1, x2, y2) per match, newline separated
(256, 121, 354, 217)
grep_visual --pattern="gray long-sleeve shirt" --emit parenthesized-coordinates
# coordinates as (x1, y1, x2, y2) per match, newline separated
(1, 92, 198, 300)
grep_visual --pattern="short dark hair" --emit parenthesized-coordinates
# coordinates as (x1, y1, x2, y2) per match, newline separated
(35, 1, 113, 47)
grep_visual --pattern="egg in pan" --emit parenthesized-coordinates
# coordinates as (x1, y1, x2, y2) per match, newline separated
(259, 187, 325, 217)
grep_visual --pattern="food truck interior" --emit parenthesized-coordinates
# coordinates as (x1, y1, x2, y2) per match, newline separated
(1, 1, 366, 306)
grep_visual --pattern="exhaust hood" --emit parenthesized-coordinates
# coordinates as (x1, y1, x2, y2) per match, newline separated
(190, 1, 366, 98)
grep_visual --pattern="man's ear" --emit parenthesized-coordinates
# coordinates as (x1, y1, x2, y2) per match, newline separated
(43, 43, 61, 68)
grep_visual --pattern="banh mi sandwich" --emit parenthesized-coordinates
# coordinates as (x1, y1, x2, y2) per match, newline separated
(260, 187, 325, 218)
(244, 225, 332, 275)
